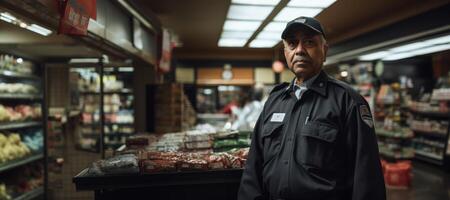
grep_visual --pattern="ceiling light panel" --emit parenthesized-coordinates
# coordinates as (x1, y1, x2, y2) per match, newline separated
(263, 21, 286, 32)
(231, 0, 281, 6)
(382, 52, 417, 61)
(221, 31, 254, 39)
(223, 20, 262, 31)
(422, 34, 450, 45)
(218, 38, 248, 47)
(256, 31, 282, 40)
(249, 39, 280, 48)
(227, 5, 275, 20)
(359, 51, 390, 61)
(389, 42, 430, 53)
(274, 7, 323, 21)
(288, 0, 336, 8)
(410, 44, 450, 56)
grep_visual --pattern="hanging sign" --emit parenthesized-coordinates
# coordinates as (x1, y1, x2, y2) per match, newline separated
(58, 0, 96, 35)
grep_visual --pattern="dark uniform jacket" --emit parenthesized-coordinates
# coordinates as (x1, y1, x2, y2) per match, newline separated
(238, 70, 386, 200)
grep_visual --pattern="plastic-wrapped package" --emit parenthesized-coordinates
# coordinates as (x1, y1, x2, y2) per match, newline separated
(142, 159, 177, 173)
(89, 154, 139, 175)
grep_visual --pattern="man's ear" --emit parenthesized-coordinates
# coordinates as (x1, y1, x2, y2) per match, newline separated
(323, 43, 328, 62)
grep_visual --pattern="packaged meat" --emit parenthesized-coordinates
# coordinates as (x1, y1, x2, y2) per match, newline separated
(89, 154, 139, 175)
(142, 159, 177, 173)
(185, 140, 212, 149)
(179, 159, 208, 171)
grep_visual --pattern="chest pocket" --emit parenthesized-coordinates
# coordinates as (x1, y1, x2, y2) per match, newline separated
(262, 122, 284, 166)
(296, 121, 338, 169)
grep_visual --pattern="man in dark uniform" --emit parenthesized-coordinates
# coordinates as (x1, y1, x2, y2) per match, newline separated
(238, 16, 386, 200)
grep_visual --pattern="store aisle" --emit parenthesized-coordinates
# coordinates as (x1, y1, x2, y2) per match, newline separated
(387, 162, 450, 200)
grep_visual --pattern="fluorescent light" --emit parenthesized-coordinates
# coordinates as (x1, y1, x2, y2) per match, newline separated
(249, 39, 280, 48)
(263, 21, 286, 32)
(16, 58, 23, 63)
(118, 67, 134, 72)
(69, 58, 100, 63)
(221, 31, 254, 39)
(410, 44, 450, 56)
(359, 51, 390, 61)
(104, 67, 114, 72)
(288, 0, 336, 8)
(223, 20, 262, 31)
(231, 0, 280, 6)
(256, 31, 282, 40)
(0, 12, 16, 21)
(218, 38, 247, 47)
(0, 16, 13, 23)
(227, 5, 274, 20)
(422, 35, 450, 45)
(26, 24, 52, 36)
(382, 52, 416, 61)
(340, 71, 348, 77)
(274, 7, 323, 22)
(19, 22, 27, 28)
(389, 42, 430, 53)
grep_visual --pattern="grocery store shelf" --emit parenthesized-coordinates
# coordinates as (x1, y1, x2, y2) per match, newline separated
(376, 129, 413, 139)
(412, 129, 447, 139)
(80, 91, 133, 95)
(0, 93, 42, 100)
(13, 186, 43, 200)
(0, 121, 42, 131)
(409, 109, 450, 118)
(379, 150, 414, 160)
(75, 146, 99, 153)
(412, 139, 446, 149)
(73, 168, 243, 191)
(0, 154, 43, 173)
(81, 122, 134, 126)
(82, 132, 133, 137)
(0, 70, 40, 80)
(415, 150, 443, 165)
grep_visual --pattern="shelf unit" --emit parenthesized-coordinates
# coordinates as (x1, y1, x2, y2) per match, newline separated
(409, 100, 450, 166)
(374, 84, 413, 162)
(0, 154, 43, 173)
(12, 186, 44, 200)
(0, 55, 44, 200)
(72, 66, 135, 154)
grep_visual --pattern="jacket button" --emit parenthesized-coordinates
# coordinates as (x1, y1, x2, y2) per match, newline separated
(284, 160, 288, 165)
(319, 82, 324, 87)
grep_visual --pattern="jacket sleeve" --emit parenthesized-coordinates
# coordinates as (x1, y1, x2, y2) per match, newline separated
(345, 102, 386, 200)
(238, 112, 265, 200)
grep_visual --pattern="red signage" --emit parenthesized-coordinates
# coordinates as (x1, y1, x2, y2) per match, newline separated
(58, 0, 96, 35)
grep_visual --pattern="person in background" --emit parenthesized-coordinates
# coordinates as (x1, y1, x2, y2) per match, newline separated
(238, 16, 386, 200)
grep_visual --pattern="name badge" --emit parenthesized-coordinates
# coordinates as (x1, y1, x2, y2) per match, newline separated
(270, 113, 285, 122)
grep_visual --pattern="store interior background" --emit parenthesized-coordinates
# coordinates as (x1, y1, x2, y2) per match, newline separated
(0, 0, 449, 199)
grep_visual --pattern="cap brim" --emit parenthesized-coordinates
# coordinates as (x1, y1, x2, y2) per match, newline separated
(281, 23, 322, 39)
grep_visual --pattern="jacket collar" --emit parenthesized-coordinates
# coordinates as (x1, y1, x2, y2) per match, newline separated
(283, 70, 328, 97)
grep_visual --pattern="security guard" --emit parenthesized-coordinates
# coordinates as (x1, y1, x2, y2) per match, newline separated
(238, 17, 386, 200)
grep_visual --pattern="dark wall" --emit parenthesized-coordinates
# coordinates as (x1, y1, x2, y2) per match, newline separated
(380, 56, 434, 98)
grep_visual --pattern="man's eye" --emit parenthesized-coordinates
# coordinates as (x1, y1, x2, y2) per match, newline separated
(304, 40, 315, 46)
(288, 41, 297, 48)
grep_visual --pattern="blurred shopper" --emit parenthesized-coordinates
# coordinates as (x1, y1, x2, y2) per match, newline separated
(238, 17, 386, 200)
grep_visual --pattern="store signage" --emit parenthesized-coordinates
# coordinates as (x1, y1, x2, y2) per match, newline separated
(58, 0, 97, 35)
(159, 29, 172, 73)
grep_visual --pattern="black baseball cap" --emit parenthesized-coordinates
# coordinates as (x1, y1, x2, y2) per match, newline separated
(281, 16, 325, 39)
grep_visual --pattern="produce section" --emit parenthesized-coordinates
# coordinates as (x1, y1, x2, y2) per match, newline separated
(0, 54, 43, 199)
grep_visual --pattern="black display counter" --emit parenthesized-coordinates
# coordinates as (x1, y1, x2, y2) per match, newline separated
(73, 168, 243, 200)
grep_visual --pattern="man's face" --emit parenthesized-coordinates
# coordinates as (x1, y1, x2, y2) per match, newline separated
(283, 29, 328, 80)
